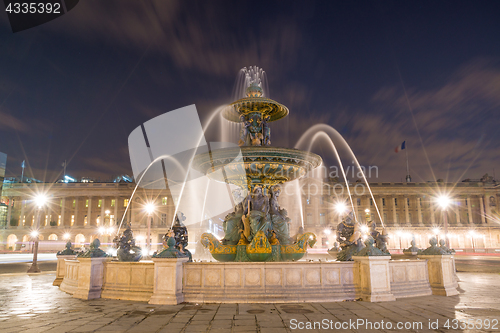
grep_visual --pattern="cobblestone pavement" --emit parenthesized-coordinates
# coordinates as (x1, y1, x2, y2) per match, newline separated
(0, 272, 499, 333)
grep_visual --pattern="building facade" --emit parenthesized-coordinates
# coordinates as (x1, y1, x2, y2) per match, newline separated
(1, 178, 499, 253)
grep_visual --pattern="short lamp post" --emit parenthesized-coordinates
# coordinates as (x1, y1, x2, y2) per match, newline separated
(436, 195, 452, 248)
(145, 203, 155, 258)
(28, 194, 47, 273)
(468, 230, 476, 250)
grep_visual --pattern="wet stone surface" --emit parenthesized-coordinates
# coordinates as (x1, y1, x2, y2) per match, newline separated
(0, 272, 499, 332)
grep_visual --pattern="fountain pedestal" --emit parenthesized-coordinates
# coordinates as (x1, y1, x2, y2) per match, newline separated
(418, 255, 458, 296)
(53, 254, 77, 286)
(353, 256, 395, 302)
(73, 257, 111, 300)
(149, 257, 189, 305)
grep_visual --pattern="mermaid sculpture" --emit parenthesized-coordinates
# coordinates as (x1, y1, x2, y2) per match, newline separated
(336, 212, 364, 261)
(269, 186, 291, 244)
(248, 186, 270, 241)
(221, 189, 245, 245)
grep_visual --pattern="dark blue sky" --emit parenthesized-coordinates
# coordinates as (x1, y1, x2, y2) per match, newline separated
(0, 0, 499, 182)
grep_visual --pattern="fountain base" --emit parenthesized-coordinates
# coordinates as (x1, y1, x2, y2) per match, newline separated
(200, 232, 316, 262)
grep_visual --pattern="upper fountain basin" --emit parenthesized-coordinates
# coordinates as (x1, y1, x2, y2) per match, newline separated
(221, 96, 289, 123)
(192, 146, 322, 188)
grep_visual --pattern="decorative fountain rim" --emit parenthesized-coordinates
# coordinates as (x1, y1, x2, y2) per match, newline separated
(193, 146, 323, 185)
(221, 96, 289, 123)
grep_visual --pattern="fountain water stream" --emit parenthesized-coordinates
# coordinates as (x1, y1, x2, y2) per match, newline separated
(295, 124, 385, 228)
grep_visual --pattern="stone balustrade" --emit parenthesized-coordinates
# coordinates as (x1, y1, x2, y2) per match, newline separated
(56, 255, 459, 303)
(101, 261, 154, 302)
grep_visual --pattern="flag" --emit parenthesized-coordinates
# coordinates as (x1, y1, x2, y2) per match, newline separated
(395, 141, 406, 153)
(21, 160, 25, 168)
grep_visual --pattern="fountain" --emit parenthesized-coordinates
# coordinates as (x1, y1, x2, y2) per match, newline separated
(193, 79, 322, 262)
(55, 67, 459, 304)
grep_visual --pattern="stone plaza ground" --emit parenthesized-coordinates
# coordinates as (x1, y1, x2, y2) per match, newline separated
(0, 272, 499, 333)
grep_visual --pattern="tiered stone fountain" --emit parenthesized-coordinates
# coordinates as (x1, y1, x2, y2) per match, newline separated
(194, 82, 322, 262)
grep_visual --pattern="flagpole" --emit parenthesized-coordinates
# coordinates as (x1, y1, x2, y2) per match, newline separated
(63, 160, 66, 180)
(405, 142, 411, 182)
(21, 160, 25, 183)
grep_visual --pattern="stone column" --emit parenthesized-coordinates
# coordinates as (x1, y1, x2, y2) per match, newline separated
(19, 199, 25, 229)
(100, 197, 105, 226)
(454, 204, 460, 226)
(73, 197, 79, 227)
(73, 257, 111, 300)
(61, 197, 66, 227)
(149, 257, 189, 305)
(114, 197, 119, 226)
(418, 255, 458, 296)
(479, 196, 486, 224)
(87, 197, 92, 227)
(392, 197, 398, 225)
(417, 197, 423, 226)
(430, 201, 435, 224)
(377, 196, 384, 225)
(352, 196, 358, 222)
(484, 194, 493, 223)
(353, 256, 395, 302)
(467, 196, 473, 224)
(6, 197, 12, 228)
(404, 197, 410, 225)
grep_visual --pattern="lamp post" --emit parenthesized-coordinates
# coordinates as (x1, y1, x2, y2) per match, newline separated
(28, 194, 47, 273)
(468, 230, 476, 250)
(145, 203, 155, 258)
(436, 195, 452, 248)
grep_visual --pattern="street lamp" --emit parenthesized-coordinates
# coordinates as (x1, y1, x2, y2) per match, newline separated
(145, 202, 155, 257)
(436, 195, 451, 248)
(28, 194, 47, 273)
(335, 202, 347, 214)
(468, 230, 477, 250)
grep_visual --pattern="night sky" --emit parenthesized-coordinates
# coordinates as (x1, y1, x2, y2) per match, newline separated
(0, 0, 499, 183)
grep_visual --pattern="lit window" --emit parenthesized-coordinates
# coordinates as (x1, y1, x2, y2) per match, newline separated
(98, 200, 102, 208)
(161, 213, 167, 225)
(110, 215, 115, 225)
(73, 199, 76, 208)
(162, 197, 168, 205)
(370, 198, 373, 206)
(97, 215, 100, 225)
(60, 199, 63, 208)
(85, 199, 89, 208)
(124, 199, 129, 207)
(84, 215, 87, 225)
(58, 215, 61, 226)
(395, 198, 398, 206)
(111, 199, 115, 207)
(382, 198, 386, 206)
(357, 198, 361, 206)
(71, 215, 75, 226)
(45, 215, 48, 226)
(407, 198, 410, 207)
